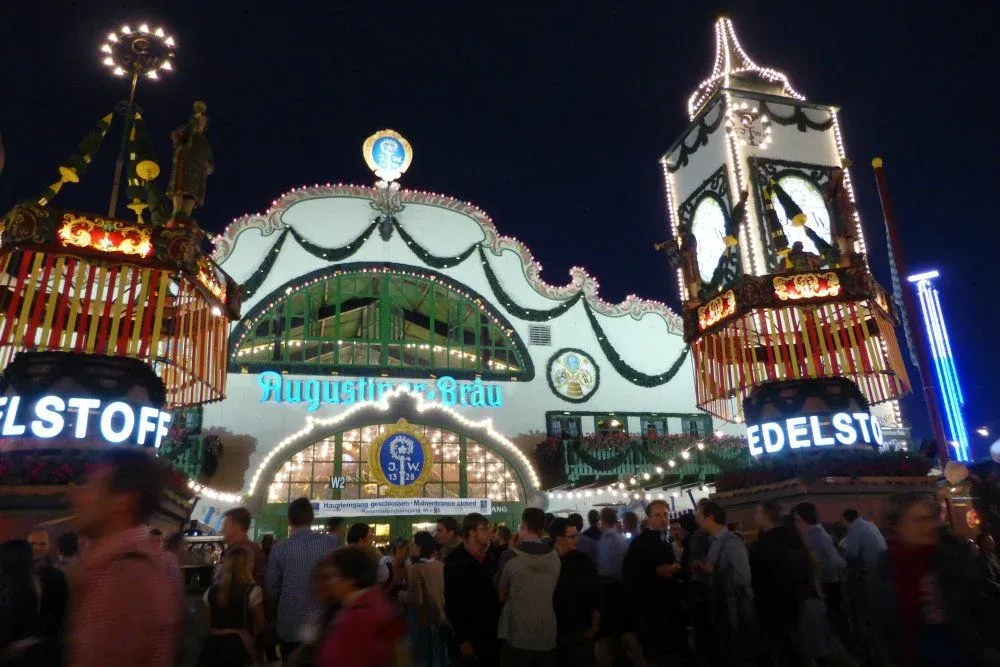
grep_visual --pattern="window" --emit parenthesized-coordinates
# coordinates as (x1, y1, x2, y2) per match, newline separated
(265, 423, 524, 504)
(595, 415, 627, 435)
(547, 415, 581, 439)
(233, 270, 527, 378)
(682, 414, 713, 437)
(641, 416, 669, 437)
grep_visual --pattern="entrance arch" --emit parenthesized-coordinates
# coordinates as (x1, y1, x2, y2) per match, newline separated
(246, 391, 542, 526)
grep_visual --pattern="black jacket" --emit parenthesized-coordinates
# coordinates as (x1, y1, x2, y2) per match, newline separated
(748, 524, 815, 624)
(444, 544, 500, 653)
(553, 550, 600, 636)
(623, 529, 678, 611)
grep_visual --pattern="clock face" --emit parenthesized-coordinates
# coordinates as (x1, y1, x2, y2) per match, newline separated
(690, 196, 727, 283)
(773, 174, 831, 254)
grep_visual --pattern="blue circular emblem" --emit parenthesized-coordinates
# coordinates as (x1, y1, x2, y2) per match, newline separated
(372, 136, 405, 172)
(378, 432, 425, 486)
(566, 354, 580, 371)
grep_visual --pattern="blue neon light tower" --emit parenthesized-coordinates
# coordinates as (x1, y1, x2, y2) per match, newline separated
(907, 271, 970, 461)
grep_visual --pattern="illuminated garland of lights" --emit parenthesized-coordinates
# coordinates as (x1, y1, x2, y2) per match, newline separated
(213, 182, 682, 330)
(246, 386, 542, 498)
(187, 480, 242, 504)
(687, 17, 805, 119)
(829, 110, 868, 256)
(659, 160, 690, 303)
(910, 273, 970, 461)
(723, 92, 758, 276)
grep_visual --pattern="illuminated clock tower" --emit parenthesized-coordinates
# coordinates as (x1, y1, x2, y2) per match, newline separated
(659, 17, 910, 446)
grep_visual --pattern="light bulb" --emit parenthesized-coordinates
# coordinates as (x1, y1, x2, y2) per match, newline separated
(138, 24, 150, 33)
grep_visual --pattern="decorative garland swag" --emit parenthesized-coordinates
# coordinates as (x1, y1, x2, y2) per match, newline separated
(236, 219, 689, 388)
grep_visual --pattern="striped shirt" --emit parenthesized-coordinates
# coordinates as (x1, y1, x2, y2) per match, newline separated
(67, 526, 180, 667)
(267, 528, 338, 642)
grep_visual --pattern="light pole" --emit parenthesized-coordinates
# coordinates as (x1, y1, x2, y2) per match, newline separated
(100, 23, 175, 218)
(907, 270, 971, 462)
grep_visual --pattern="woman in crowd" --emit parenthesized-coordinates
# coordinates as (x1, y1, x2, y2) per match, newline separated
(313, 546, 406, 667)
(0, 540, 43, 666)
(403, 531, 448, 667)
(872, 493, 1000, 667)
(197, 546, 268, 667)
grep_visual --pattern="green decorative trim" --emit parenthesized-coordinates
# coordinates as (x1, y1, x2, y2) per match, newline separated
(235, 220, 690, 389)
(571, 440, 631, 471)
(478, 246, 583, 321)
(241, 227, 291, 301)
(394, 220, 479, 269)
(546, 348, 600, 404)
(584, 301, 690, 387)
(287, 222, 377, 262)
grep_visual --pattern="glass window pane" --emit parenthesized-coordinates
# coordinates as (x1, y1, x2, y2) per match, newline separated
(443, 483, 460, 498)
(468, 483, 486, 498)
(290, 481, 311, 500)
(443, 463, 460, 483)
(267, 483, 288, 504)
(342, 484, 359, 499)
(423, 483, 442, 498)
(312, 462, 334, 483)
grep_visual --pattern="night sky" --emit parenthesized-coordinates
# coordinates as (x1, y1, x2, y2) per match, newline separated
(2, 2, 995, 455)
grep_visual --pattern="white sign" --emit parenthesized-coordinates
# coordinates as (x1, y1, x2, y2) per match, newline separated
(746, 412, 883, 457)
(0, 395, 172, 448)
(312, 497, 493, 517)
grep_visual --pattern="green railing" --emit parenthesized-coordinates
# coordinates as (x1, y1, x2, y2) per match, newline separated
(533, 436, 750, 485)
(158, 434, 219, 480)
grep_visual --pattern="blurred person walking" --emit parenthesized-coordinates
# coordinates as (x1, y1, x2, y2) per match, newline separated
(27, 528, 68, 666)
(872, 493, 1000, 667)
(67, 449, 181, 667)
(793, 502, 853, 653)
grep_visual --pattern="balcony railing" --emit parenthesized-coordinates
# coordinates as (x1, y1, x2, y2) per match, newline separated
(158, 433, 221, 481)
(534, 433, 749, 485)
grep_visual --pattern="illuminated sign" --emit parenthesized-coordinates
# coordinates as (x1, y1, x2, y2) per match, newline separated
(0, 395, 172, 448)
(746, 411, 882, 456)
(698, 290, 737, 330)
(773, 272, 841, 301)
(257, 372, 504, 411)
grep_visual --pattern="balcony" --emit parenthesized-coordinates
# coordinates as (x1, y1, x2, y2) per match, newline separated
(534, 433, 749, 486)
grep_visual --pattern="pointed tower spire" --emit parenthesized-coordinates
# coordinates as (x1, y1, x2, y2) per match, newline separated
(687, 17, 804, 119)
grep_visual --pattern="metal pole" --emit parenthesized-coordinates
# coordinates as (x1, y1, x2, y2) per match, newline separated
(107, 71, 139, 218)
(871, 157, 950, 463)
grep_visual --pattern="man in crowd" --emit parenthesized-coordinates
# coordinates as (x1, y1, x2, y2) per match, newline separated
(496, 507, 561, 667)
(842, 508, 887, 579)
(623, 500, 682, 666)
(578, 509, 601, 561)
(793, 501, 852, 652)
(595, 507, 630, 667)
(750, 500, 813, 666)
(436, 516, 462, 560)
(668, 517, 686, 564)
(549, 517, 600, 667)
(444, 512, 500, 667)
(222, 507, 267, 589)
(56, 531, 80, 577)
(695, 501, 753, 665)
(842, 507, 887, 661)
(27, 528, 69, 665)
(326, 517, 347, 545)
(68, 449, 180, 667)
(347, 522, 390, 583)
(488, 525, 513, 570)
(267, 497, 338, 660)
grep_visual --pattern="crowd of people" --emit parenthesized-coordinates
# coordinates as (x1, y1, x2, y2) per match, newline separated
(3, 449, 1000, 666)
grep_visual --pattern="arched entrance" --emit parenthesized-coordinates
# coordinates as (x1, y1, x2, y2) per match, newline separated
(246, 392, 539, 541)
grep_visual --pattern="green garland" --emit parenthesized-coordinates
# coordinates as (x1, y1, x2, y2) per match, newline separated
(241, 228, 291, 301)
(478, 246, 583, 321)
(287, 222, 377, 262)
(393, 220, 479, 269)
(583, 301, 690, 387)
(236, 220, 691, 389)
(572, 440, 632, 471)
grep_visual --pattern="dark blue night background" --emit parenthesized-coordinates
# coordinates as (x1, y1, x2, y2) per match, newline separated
(1, 2, 996, 456)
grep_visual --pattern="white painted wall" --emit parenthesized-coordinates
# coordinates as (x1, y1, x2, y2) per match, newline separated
(206, 189, 737, 495)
